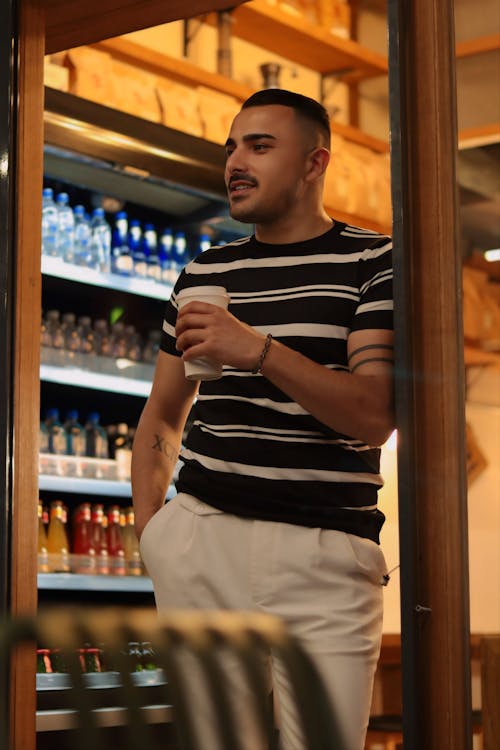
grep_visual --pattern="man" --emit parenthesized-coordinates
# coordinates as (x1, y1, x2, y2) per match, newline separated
(132, 89, 394, 750)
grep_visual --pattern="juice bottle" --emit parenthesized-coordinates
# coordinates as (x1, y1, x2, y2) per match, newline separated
(107, 505, 126, 576)
(91, 504, 109, 575)
(72, 502, 96, 574)
(46, 500, 70, 572)
(37, 500, 49, 573)
(122, 506, 143, 576)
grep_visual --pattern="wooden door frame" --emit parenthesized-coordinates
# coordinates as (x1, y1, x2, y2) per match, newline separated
(388, 0, 472, 748)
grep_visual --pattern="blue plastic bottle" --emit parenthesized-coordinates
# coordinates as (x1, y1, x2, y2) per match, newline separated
(64, 410, 86, 457)
(85, 412, 109, 459)
(144, 223, 161, 282)
(45, 408, 68, 455)
(172, 231, 188, 278)
(55, 192, 75, 263)
(129, 219, 147, 278)
(41, 188, 59, 257)
(90, 208, 112, 273)
(159, 228, 174, 285)
(112, 211, 133, 276)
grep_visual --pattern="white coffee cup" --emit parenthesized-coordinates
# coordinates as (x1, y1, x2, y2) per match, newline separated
(176, 285, 230, 381)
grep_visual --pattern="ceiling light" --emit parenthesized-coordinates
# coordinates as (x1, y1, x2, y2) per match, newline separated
(484, 249, 500, 262)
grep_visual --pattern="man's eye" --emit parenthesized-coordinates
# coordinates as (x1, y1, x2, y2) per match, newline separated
(254, 144, 268, 151)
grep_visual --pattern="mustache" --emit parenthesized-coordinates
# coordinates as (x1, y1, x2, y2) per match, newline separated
(228, 173, 258, 188)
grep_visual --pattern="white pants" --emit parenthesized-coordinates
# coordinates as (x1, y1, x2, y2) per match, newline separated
(139, 493, 388, 750)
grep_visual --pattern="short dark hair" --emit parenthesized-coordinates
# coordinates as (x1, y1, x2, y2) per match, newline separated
(241, 89, 331, 147)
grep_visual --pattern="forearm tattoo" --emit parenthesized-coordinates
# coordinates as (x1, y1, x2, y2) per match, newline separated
(152, 434, 178, 464)
(351, 357, 394, 373)
(348, 343, 394, 362)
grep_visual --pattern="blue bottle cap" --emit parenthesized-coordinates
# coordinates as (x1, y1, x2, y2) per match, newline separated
(42, 187, 54, 198)
(56, 192, 69, 204)
(66, 409, 79, 421)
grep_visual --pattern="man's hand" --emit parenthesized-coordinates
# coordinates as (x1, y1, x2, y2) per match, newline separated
(175, 301, 266, 372)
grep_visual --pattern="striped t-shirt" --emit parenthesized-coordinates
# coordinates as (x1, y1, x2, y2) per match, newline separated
(160, 221, 393, 543)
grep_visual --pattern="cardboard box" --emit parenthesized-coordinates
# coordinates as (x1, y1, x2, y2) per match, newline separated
(197, 86, 240, 145)
(156, 80, 203, 138)
(44, 59, 69, 92)
(110, 60, 161, 123)
(66, 47, 114, 105)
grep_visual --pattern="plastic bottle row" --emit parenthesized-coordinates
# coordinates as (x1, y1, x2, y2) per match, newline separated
(38, 500, 144, 576)
(40, 410, 134, 481)
(41, 309, 161, 364)
(41, 187, 213, 281)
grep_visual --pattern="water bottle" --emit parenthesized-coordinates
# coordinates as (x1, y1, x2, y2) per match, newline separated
(55, 192, 75, 263)
(41, 188, 59, 257)
(45, 309, 64, 350)
(130, 219, 147, 278)
(85, 412, 109, 459)
(172, 231, 188, 278)
(77, 315, 95, 356)
(198, 233, 211, 256)
(93, 319, 111, 357)
(144, 223, 161, 282)
(63, 410, 86, 476)
(112, 211, 133, 276)
(61, 312, 81, 354)
(159, 228, 174, 285)
(73, 205, 92, 267)
(90, 208, 111, 273)
(45, 408, 68, 456)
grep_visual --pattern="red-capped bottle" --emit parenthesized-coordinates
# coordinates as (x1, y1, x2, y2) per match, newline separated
(107, 505, 126, 576)
(72, 502, 96, 574)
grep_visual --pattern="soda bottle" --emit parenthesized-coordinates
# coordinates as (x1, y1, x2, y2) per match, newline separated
(38, 500, 49, 573)
(41, 188, 58, 257)
(107, 505, 126, 576)
(122, 506, 143, 576)
(55, 192, 75, 263)
(37, 649, 53, 673)
(73, 205, 92, 267)
(90, 504, 109, 575)
(72, 502, 96, 574)
(90, 208, 111, 273)
(46, 500, 70, 572)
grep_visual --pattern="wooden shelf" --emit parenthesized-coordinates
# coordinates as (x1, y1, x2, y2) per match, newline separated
(459, 123, 500, 149)
(456, 33, 500, 59)
(210, 1, 388, 81)
(92, 37, 254, 102)
(44, 0, 248, 54)
(464, 345, 500, 368)
(92, 37, 389, 154)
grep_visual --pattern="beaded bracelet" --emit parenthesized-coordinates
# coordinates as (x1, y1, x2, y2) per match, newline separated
(252, 333, 273, 374)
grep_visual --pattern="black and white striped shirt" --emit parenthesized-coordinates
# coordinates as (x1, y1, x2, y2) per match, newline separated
(160, 222, 393, 543)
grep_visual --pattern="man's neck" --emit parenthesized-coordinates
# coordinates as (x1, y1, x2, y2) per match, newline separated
(254, 210, 333, 245)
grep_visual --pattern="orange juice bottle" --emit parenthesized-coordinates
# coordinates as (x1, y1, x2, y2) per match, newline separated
(46, 500, 70, 572)
(37, 500, 49, 573)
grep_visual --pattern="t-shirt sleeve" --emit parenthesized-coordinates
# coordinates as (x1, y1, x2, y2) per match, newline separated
(159, 269, 188, 357)
(351, 237, 393, 333)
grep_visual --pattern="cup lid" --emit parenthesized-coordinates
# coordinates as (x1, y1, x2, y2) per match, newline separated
(176, 286, 228, 299)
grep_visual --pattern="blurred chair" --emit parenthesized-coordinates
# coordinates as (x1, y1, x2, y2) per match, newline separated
(0, 607, 347, 750)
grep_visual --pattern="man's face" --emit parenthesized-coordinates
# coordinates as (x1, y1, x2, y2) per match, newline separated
(224, 105, 313, 226)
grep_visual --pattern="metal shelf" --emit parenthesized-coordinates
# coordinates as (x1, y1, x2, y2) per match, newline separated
(37, 704, 173, 732)
(37, 573, 154, 592)
(42, 255, 174, 300)
(40, 347, 154, 397)
(38, 474, 177, 499)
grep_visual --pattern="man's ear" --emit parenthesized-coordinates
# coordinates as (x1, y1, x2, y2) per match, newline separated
(306, 147, 331, 181)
